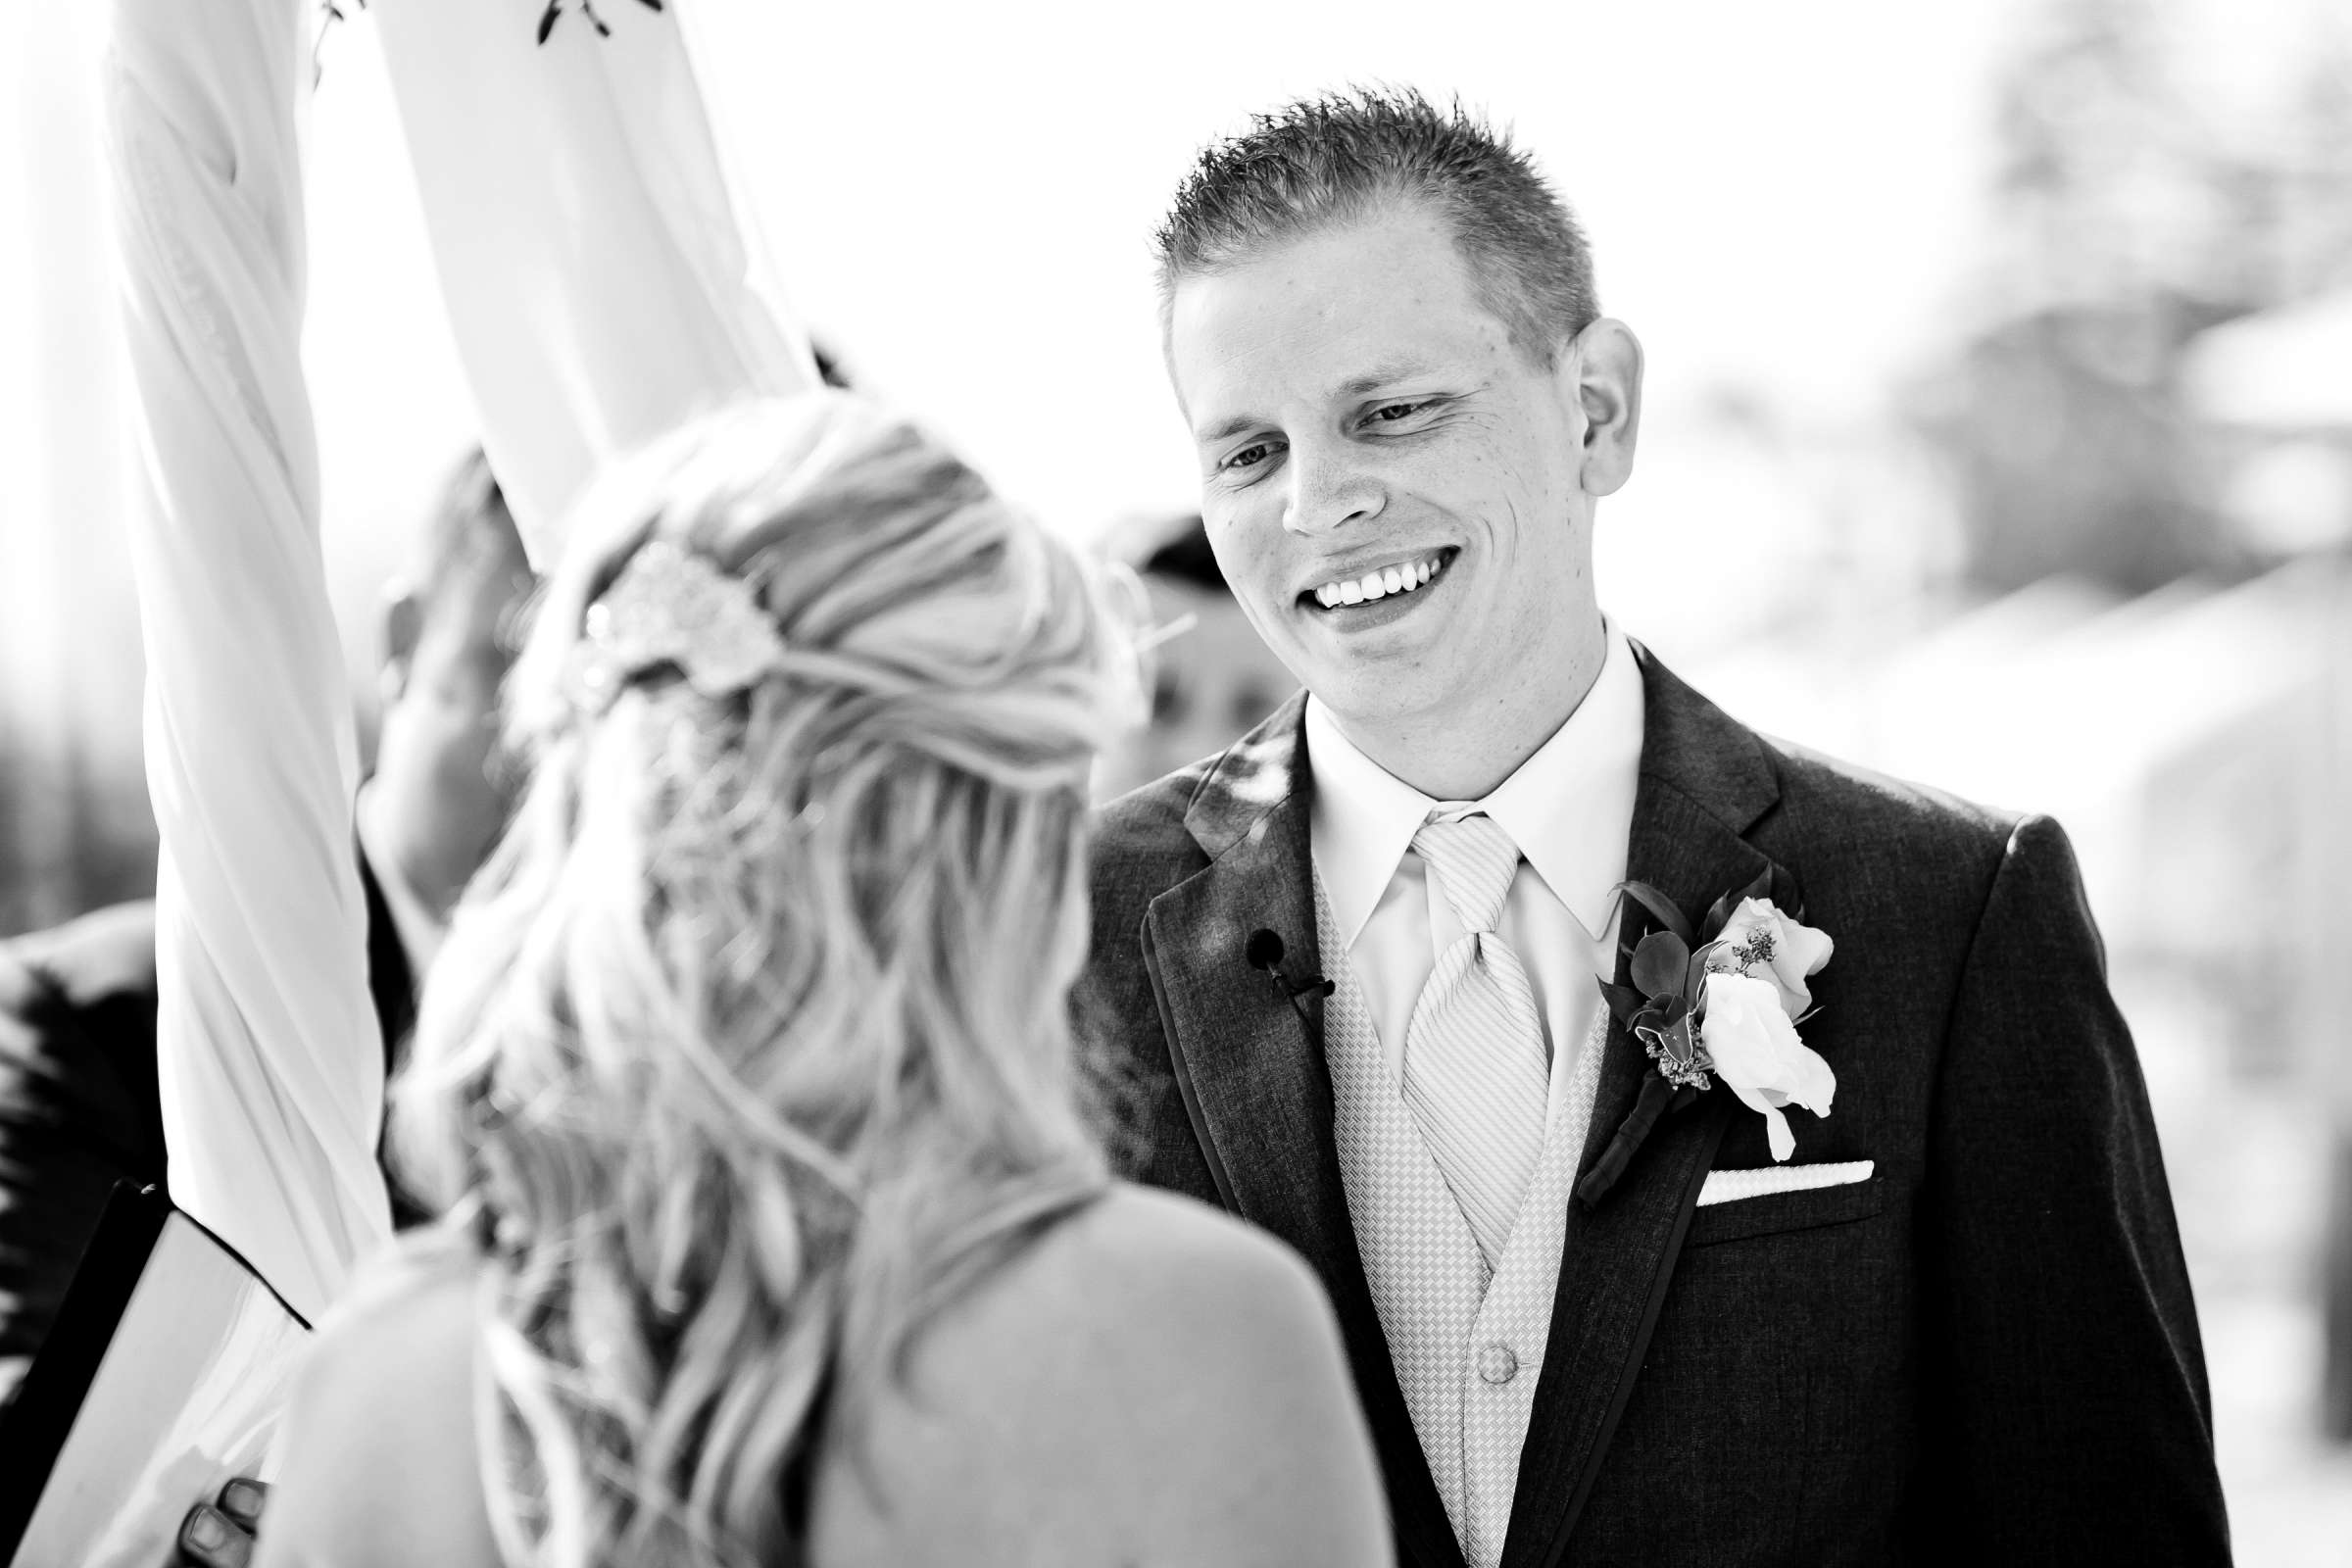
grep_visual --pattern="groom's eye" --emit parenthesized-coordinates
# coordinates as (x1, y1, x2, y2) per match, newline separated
(1364, 400, 1434, 426)
(1223, 440, 1280, 472)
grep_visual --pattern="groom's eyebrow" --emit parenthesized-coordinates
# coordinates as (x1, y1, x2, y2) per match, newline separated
(1197, 413, 1264, 446)
(1195, 357, 1446, 446)
(1335, 357, 1438, 397)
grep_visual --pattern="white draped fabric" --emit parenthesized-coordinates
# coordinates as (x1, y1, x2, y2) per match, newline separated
(106, 0, 389, 1324)
(370, 0, 821, 563)
(105, 0, 814, 1318)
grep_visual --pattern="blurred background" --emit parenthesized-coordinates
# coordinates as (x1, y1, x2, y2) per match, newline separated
(5, 0, 2349, 1552)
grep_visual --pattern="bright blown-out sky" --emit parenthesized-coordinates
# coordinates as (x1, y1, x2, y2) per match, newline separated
(0, 0, 2330, 703)
(291, 0, 2022, 553)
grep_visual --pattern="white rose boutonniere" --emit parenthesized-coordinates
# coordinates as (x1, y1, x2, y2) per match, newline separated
(1697, 970, 1837, 1161)
(1710, 896, 1835, 1017)
(1577, 870, 1840, 1205)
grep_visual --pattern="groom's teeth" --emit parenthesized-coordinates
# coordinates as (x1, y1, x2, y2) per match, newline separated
(1312, 553, 1447, 609)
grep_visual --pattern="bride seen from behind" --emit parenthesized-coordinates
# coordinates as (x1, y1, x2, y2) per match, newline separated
(250, 394, 1392, 1567)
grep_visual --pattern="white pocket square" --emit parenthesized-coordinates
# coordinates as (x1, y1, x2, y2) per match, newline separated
(1696, 1160, 1875, 1207)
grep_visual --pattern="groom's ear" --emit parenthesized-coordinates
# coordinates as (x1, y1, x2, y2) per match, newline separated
(380, 586, 424, 705)
(1569, 318, 1643, 499)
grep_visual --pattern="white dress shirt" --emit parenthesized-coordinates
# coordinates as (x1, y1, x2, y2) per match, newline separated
(1305, 622, 1644, 1566)
(1306, 622, 1645, 1123)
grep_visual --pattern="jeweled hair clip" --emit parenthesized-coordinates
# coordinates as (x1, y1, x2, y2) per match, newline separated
(568, 538, 790, 711)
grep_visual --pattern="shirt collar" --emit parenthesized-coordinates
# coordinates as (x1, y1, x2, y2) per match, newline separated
(1305, 621, 1645, 949)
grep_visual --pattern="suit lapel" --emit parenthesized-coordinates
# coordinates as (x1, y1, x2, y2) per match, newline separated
(1501, 648, 1787, 1568)
(1142, 699, 1465, 1568)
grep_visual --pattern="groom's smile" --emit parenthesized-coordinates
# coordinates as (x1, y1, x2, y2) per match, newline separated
(1300, 546, 1457, 616)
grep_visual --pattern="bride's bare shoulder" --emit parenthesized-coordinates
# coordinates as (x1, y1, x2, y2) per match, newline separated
(814, 1183, 1392, 1567)
(1044, 1181, 1325, 1314)
(252, 1233, 499, 1568)
(928, 1183, 1347, 1396)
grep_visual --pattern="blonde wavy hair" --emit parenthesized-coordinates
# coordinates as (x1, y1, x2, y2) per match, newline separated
(391, 394, 1140, 1567)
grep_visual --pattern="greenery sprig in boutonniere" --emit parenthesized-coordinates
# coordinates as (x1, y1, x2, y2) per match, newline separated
(1574, 870, 1838, 1206)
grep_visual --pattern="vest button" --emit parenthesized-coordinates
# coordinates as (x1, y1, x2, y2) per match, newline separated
(1477, 1344, 1519, 1385)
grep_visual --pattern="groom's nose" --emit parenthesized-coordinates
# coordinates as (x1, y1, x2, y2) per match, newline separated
(1281, 442, 1384, 536)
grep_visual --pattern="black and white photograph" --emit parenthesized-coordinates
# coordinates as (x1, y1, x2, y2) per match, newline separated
(2, 0, 2347, 1561)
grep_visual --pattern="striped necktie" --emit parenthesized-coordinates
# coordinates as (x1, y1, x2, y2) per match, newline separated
(1399, 811, 1551, 1269)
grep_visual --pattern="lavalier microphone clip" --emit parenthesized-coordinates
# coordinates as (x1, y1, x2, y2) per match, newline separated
(1245, 928, 1335, 1015)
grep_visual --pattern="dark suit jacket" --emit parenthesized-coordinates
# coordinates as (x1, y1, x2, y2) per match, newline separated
(0, 851, 419, 1410)
(1079, 648, 2229, 1567)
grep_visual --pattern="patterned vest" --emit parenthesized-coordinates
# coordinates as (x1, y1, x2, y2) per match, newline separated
(1315, 874, 1607, 1568)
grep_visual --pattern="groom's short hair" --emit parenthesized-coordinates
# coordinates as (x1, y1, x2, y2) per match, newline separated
(1154, 87, 1600, 367)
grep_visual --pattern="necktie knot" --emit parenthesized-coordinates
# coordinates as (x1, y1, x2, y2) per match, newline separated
(1411, 812, 1521, 936)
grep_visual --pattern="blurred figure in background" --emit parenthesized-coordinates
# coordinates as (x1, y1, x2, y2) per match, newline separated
(0, 446, 531, 1412)
(0, 902, 164, 1410)
(1095, 513, 1298, 800)
(2331, 1099, 2352, 1445)
(358, 449, 536, 1009)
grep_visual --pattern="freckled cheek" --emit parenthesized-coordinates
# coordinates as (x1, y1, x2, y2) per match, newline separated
(1238, 549, 1299, 626)
(1404, 434, 1518, 521)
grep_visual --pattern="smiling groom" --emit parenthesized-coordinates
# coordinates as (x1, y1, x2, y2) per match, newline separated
(1080, 91, 2229, 1568)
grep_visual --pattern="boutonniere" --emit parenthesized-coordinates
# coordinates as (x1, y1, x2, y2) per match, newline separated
(1574, 870, 1838, 1206)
